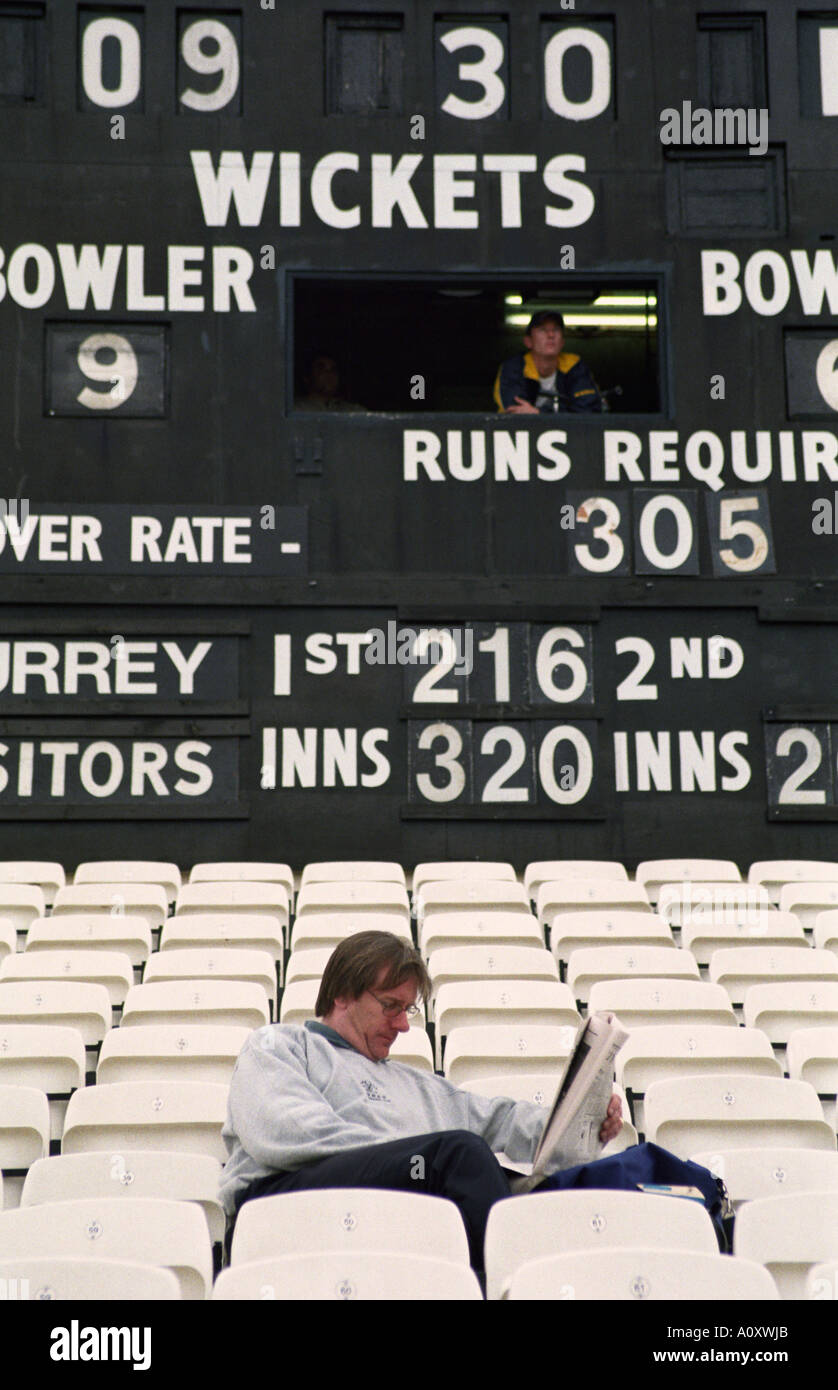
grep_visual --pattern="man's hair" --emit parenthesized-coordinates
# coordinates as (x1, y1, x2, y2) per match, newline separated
(315, 930, 431, 1016)
(527, 310, 565, 332)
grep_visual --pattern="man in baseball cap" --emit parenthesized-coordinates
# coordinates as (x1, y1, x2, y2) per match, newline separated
(494, 309, 601, 413)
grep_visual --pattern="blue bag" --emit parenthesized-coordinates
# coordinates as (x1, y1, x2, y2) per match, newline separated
(534, 1142, 731, 1251)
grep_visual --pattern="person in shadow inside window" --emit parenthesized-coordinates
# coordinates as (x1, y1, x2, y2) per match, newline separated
(296, 353, 366, 412)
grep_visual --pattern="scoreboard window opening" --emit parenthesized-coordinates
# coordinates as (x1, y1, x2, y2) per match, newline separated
(291, 275, 661, 414)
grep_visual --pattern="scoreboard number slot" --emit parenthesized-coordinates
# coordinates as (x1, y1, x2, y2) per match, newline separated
(408, 718, 598, 808)
(766, 723, 834, 807)
(402, 622, 594, 706)
(46, 325, 168, 418)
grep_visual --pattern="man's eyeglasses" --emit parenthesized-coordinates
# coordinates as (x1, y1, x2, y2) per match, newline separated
(368, 991, 421, 1019)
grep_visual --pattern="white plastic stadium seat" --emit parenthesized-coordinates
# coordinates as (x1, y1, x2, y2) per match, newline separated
(278, 979, 319, 1025)
(643, 1074, 836, 1156)
(779, 882, 838, 931)
(507, 1249, 778, 1301)
(635, 859, 741, 905)
(300, 861, 406, 887)
(616, 1025, 781, 1099)
(412, 862, 516, 893)
(0, 862, 65, 907)
(284, 949, 333, 985)
(0, 950, 134, 1008)
(549, 912, 674, 970)
(786, 1027, 838, 1104)
(189, 862, 294, 898)
(815, 910, 838, 955)
(0, 1197, 212, 1299)
(0, 1025, 85, 1141)
(748, 860, 838, 903)
(21, 1150, 225, 1243)
(61, 1081, 229, 1163)
(710, 947, 838, 1007)
(290, 913, 412, 952)
(587, 979, 737, 1029)
(213, 1253, 482, 1301)
(734, 1192, 838, 1299)
(682, 911, 806, 968)
(120, 980, 269, 1031)
(458, 1072, 567, 1106)
(416, 880, 529, 924)
(74, 861, 181, 904)
(657, 881, 773, 931)
(691, 1148, 838, 1210)
(142, 947, 278, 1015)
(538, 879, 651, 929)
(161, 914, 285, 973)
(0, 1257, 181, 1300)
(566, 945, 699, 1005)
(175, 883, 290, 947)
(230, 1188, 470, 1267)
(484, 1189, 719, 1300)
(419, 912, 543, 957)
(0, 1085, 50, 1172)
(0, 981, 112, 1049)
(743, 982, 838, 1045)
(427, 946, 559, 995)
(25, 915, 152, 970)
(294, 882, 409, 921)
(53, 884, 168, 937)
(0, 885, 46, 936)
(97, 1024, 250, 1087)
(524, 861, 628, 901)
(434, 980, 579, 1068)
(442, 1024, 577, 1085)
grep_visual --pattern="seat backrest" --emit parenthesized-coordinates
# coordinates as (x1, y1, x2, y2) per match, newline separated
(189, 862, 294, 895)
(161, 913, 285, 962)
(0, 1084, 50, 1168)
(0, 1257, 181, 1301)
(550, 912, 673, 965)
(658, 882, 773, 929)
(420, 912, 543, 955)
(644, 1074, 835, 1156)
(213, 1252, 482, 1301)
(53, 885, 168, 931)
(284, 949, 333, 984)
(300, 861, 405, 887)
(0, 980, 112, 1043)
(682, 911, 806, 964)
(121, 980, 270, 1031)
(710, 947, 838, 1005)
(749, 860, 838, 903)
(635, 859, 741, 904)
(744, 982, 838, 1042)
(0, 885, 47, 931)
(0, 950, 135, 1006)
(290, 912, 412, 950)
(588, 978, 737, 1028)
(786, 1026, 838, 1092)
(484, 1189, 719, 1300)
(524, 861, 628, 899)
(175, 882, 290, 925)
(230, 1188, 470, 1266)
(0, 1197, 212, 1298)
(0, 862, 65, 903)
(74, 861, 181, 901)
(567, 945, 699, 1003)
(733, 1191, 838, 1298)
(0, 1024, 86, 1092)
(538, 880, 651, 925)
(21, 1150, 225, 1242)
(442, 1023, 578, 1084)
(142, 947, 277, 1007)
(506, 1248, 778, 1301)
(294, 882, 408, 919)
(97, 1023, 250, 1086)
(690, 1146, 838, 1206)
(616, 1024, 781, 1094)
(434, 981, 579, 1067)
(428, 945, 559, 994)
(61, 1080, 229, 1163)
(416, 880, 529, 922)
(412, 862, 516, 893)
(25, 914, 152, 966)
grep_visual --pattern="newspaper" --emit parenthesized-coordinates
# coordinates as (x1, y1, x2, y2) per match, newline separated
(508, 1011, 628, 1195)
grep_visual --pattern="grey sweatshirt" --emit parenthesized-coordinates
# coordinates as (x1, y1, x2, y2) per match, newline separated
(220, 1020, 549, 1216)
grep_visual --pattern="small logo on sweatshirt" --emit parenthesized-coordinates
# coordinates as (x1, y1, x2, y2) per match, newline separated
(360, 1078, 391, 1103)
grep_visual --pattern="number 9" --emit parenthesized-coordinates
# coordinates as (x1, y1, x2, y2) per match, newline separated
(180, 20, 240, 112)
(76, 333, 138, 411)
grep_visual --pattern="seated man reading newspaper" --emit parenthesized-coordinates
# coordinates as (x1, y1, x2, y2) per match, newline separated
(220, 930, 624, 1276)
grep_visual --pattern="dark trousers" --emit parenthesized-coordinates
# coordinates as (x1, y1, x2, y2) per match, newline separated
(228, 1130, 512, 1274)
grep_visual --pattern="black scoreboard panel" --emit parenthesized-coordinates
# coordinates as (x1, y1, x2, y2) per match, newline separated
(2, 0, 838, 868)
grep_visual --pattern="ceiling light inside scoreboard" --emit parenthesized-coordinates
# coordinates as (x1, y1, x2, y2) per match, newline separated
(594, 295, 658, 307)
(504, 312, 657, 329)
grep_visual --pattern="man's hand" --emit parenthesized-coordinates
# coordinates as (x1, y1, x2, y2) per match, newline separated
(505, 396, 539, 414)
(598, 1093, 623, 1145)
